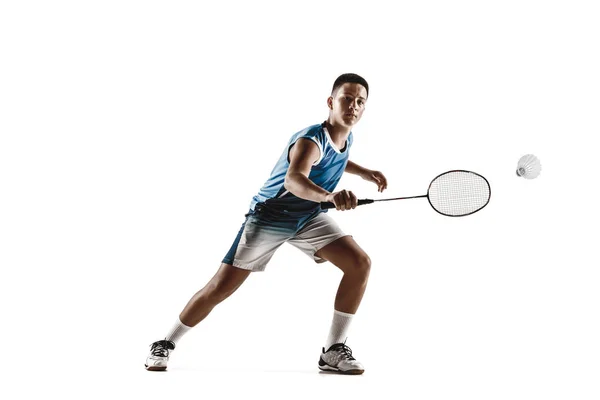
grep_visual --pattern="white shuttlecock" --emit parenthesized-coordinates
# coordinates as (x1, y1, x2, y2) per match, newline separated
(516, 154, 542, 179)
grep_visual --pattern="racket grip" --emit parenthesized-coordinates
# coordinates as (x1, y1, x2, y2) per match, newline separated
(320, 199, 374, 210)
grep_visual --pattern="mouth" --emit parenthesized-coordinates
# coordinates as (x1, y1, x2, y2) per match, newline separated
(344, 113, 357, 118)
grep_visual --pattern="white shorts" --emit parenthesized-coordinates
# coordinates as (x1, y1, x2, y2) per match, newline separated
(222, 208, 348, 272)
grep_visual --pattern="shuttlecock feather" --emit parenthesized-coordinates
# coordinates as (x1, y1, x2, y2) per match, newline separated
(516, 154, 542, 179)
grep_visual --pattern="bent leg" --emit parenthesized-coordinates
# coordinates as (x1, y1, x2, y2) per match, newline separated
(179, 263, 251, 326)
(315, 236, 371, 314)
(315, 236, 370, 374)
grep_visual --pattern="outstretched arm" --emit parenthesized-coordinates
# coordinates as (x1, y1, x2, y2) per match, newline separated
(345, 160, 388, 193)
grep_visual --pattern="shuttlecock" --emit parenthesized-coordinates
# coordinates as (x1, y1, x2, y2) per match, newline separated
(516, 154, 542, 179)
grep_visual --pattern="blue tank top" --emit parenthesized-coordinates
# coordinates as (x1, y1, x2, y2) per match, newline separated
(249, 122, 353, 215)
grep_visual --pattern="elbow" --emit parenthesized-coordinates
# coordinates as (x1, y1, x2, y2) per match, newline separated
(284, 172, 301, 195)
(283, 174, 293, 192)
(283, 174, 292, 190)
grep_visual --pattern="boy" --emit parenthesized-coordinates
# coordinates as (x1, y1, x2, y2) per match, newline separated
(145, 73, 387, 374)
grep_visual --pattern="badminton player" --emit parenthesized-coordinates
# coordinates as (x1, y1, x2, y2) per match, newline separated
(145, 73, 387, 374)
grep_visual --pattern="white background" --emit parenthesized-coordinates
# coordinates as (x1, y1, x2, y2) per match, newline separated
(1, 1, 599, 399)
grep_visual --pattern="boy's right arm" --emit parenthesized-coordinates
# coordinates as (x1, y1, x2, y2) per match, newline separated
(284, 138, 357, 211)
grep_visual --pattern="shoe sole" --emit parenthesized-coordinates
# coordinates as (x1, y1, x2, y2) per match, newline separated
(319, 366, 365, 375)
(145, 364, 167, 371)
(318, 359, 364, 375)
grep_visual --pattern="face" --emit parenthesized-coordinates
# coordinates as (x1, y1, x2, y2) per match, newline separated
(328, 82, 368, 128)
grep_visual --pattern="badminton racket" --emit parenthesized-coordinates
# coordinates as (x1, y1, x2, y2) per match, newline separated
(321, 170, 491, 217)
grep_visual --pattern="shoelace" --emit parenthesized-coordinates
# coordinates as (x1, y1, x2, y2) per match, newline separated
(150, 340, 175, 357)
(331, 343, 356, 361)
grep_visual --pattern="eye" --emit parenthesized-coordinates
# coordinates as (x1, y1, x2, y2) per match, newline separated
(358, 100, 364, 106)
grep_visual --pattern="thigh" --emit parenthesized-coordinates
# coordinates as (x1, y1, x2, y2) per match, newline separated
(288, 212, 350, 264)
(222, 211, 292, 272)
(314, 235, 370, 273)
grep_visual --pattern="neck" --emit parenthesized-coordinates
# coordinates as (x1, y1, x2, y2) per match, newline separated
(325, 118, 351, 148)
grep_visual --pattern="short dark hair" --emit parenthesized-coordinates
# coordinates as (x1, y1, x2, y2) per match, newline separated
(331, 73, 369, 97)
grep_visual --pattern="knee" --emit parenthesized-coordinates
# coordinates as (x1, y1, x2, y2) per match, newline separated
(206, 272, 245, 302)
(206, 279, 235, 303)
(350, 253, 371, 277)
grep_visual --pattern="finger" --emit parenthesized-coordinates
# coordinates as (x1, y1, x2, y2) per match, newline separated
(381, 176, 388, 188)
(344, 190, 353, 210)
(339, 191, 348, 211)
(334, 193, 342, 211)
(343, 190, 352, 211)
(378, 175, 388, 191)
(349, 191, 358, 209)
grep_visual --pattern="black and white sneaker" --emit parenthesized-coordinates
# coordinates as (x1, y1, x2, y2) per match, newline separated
(145, 340, 175, 371)
(318, 343, 365, 375)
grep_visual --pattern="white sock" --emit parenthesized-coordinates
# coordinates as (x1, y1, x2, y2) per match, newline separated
(165, 319, 192, 346)
(324, 310, 354, 350)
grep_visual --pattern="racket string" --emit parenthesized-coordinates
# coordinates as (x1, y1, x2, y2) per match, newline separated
(428, 171, 490, 216)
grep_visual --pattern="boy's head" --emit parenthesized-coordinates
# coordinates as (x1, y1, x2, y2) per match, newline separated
(328, 73, 369, 128)
(331, 73, 369, 98)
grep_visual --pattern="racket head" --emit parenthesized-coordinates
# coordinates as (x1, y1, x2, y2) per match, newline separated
(427, 170, 491, 217)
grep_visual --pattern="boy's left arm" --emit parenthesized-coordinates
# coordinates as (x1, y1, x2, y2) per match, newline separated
(345, 160, 388, 193)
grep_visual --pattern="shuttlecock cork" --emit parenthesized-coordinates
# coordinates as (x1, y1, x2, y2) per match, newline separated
(516, 154, 542, 179)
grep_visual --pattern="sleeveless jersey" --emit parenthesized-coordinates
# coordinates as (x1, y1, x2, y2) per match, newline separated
(249, 122, 353, 215)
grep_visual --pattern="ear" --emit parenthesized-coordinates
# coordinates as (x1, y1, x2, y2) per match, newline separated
(327, 96, 333, 110)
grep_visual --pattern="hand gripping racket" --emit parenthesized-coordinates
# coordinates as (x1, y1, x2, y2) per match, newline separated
(321, 170, 491, 217)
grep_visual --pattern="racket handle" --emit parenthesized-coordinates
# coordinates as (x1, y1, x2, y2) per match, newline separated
(320, 199, 375, 210)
